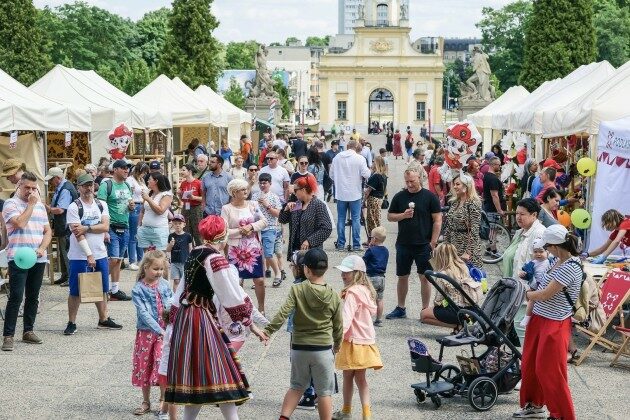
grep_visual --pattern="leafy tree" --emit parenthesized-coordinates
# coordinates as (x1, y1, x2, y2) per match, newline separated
(119, 60, 157, 95)
(593, 0, 630, 67)
(134, 8, 170, 68)
(0, 0, 52, 85)
(477, 1, 533, 91)
(159, 0, 223, 90)
(520, 0, 596, 91)
(305, 36, 331, 47)
(224, 41, 258, 70)
(269, 42, 282, 47)
(223, 77, 246, 110)
(272, 74, 290, 119)
(442, 63, 462, 106)
(285, 36, 301, 46)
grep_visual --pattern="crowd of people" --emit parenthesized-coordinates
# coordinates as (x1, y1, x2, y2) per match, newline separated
(1, 124, 623, 420)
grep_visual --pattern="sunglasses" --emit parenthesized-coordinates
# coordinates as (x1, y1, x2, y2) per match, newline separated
(299, 161, 308, 165)
(268, 157, 278, 160)
(248, 168, 258, 172)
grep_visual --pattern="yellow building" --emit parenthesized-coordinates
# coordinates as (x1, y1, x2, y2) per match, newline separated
(320, 0, 444, 134)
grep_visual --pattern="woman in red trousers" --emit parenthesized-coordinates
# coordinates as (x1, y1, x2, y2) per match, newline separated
(514, 224, 580, 420)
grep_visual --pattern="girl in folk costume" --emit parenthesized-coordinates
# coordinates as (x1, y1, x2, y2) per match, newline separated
(131, 251, 173, 416)
(165, 216, 266, 420)
(333, 255, 383, 420)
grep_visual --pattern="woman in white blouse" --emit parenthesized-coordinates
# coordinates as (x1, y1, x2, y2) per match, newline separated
(126, 162, 149, 269)
(137, 173, 173, 251)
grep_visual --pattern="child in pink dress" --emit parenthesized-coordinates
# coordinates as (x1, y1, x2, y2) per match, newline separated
(131, 250, 173, 416)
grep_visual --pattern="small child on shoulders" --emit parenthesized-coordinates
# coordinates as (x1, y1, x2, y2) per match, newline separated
(362, 227, 389, 326)
(519, 238, 551, 327)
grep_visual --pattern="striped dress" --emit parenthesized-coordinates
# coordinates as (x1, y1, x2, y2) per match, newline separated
(2, 197, 49, 263)
(165, 247, 252, 406)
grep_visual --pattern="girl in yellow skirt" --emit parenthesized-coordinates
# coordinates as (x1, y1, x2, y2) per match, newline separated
(333, 255, 383, 420)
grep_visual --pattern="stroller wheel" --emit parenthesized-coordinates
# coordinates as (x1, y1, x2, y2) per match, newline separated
(430, 395, 442, 408)
(413, 388, 426, 404)
(434, 364, 462, 397)
(468, 377, 498, 411)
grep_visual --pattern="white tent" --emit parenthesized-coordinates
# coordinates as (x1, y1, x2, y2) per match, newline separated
(195, 84, 252, 150)
(170, 77, 225, 127)
(469, 86, 529, 152)
(509, 61, 616, 134)
(0, 67, 90, 132)
(492, 80, 560, 131)
(134, 75, 212, 127)
(542, 60, 630, 137)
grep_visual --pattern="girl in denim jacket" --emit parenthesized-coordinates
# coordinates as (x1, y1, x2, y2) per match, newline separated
(131, 250, 173, 416)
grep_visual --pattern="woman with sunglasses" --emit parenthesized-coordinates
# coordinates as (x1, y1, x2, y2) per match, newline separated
(246, 165, 261, 196)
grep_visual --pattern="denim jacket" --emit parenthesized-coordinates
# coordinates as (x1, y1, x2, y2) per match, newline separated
(132, 279, 173, 335)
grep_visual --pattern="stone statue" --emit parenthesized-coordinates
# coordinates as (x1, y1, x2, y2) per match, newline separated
(400, 4, 408, 20)
(246, 44, 277, 99)
(358, 4, 364, 20)
(465, 47, 494, 101)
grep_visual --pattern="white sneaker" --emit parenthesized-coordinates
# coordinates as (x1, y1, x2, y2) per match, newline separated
(128, 263, 140, 271)
(513, 403, 546, 418)
(514, 379, 521, 390)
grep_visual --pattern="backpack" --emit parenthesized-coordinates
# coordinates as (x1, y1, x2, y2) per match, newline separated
(65, 198, 105, 251)
(479, 210, 491, 240)
(562, 259, 596, 325)
(103, 179, 132, 199)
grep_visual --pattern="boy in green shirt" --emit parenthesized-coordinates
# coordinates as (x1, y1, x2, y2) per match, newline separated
(262, 248, 342, 420)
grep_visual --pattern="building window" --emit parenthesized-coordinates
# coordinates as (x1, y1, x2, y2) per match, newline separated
(416, 102, 426, 120)
(337, 101, 347, 120)
(377, 4, 388, 25)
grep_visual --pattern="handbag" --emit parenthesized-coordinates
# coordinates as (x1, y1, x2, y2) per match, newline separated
(79, 268, 104, 303)
(381, 196, 389, 209)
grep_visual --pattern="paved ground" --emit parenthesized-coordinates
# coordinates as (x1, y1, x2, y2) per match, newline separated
(0, 134, 627, 420)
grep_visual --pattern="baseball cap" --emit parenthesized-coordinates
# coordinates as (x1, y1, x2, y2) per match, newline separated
(76, 174, 94, 186)
(541, 158, 562, 170)
(171, 214, 185, 222)
(542, 224, 569, 246)
(0, 158, 26, 177)
(532, 238, 546, 251)
(112, 159, 128, 169)
(149, 160, 161, 170)
(331, 140, 339, 146)
(335, 255, 366, 273)
(303, 248, 328, 270)
(484, 152, 495, 160)
(44, 167, 64, 181)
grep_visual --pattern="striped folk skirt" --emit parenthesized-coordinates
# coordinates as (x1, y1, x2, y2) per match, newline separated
(165, 304, 250, 405)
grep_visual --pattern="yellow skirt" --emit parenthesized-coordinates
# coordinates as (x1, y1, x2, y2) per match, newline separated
(335, 340, 383, 371)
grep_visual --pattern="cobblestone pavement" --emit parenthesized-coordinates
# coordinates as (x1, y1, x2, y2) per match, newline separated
(0, 134, 626, 419)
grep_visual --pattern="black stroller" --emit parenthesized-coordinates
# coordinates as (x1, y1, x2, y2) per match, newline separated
(409, 271, 526, 411)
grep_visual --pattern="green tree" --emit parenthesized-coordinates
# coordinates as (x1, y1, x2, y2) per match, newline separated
(476, 0, 533, 91)
(223, 77, 246, 110)
(134, 8, 170, 68)
(224, 41, 258, 70)
(305, 36, 331, 47)
(0, 0, 52, 85)
(442, 63, 462, 107)
(285, 36, 301, 46)
(520, 0, 596, 91)
(119, 60, 157, 95)
(272, 74, 290, 119)
(159, 0, 223, 90)
(593, 0, 630, 67)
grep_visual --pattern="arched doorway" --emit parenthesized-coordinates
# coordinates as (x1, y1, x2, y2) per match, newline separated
(369, 88, 394, 133)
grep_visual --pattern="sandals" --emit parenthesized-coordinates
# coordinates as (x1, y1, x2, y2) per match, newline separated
(133, 401, 150, 416)
(272, 277, 283, 287)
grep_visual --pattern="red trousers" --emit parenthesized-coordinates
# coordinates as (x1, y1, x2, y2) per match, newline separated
(520, 314, 576, 420)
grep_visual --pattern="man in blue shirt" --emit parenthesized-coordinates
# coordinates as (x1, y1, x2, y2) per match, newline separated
(45, 167, 78, 286)
(201, 154, 233, 216)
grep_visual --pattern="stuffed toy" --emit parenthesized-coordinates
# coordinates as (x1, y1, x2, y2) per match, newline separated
(439, 121, 482, 182)
(108, 123, 133, 160)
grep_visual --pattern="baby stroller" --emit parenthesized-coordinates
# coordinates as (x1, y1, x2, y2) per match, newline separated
(409, 271, 526, 411)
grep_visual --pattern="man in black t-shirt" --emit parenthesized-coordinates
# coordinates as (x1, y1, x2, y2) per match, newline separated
(291, 133, 308, 159)
(386, 169, 442, 319)
(482, 157, 506, 215)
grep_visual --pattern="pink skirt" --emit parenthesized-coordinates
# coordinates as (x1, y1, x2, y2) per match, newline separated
(132, 329, 163, 387)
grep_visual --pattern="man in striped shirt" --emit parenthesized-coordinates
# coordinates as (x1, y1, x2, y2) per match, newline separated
(1, 172, 52, 352)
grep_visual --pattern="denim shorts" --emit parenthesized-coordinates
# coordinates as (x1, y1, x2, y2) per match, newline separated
(170, 262, 185, 281)
(68, 258, 109, 297)
(137, 225, 169, 251)
(260, 229, 282, 258)
(107, 226, 130, 259)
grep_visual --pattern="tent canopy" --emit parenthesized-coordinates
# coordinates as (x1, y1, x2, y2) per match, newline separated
(508, 61, 616, 134)
(469, 86, 529, 129)
(195, 85, 252, 125)
(542, 60, 630, 136)
(133, 75, 212, 127)
(171, 77, 225, 127)
(0, 67, 91, 132)
(492, 79, 561, 130)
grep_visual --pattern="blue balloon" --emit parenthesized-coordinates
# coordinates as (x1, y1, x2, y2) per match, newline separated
(14, 247, 37, 270)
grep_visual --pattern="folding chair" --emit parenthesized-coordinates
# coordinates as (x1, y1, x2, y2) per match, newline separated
(610, 326, 630, 369)
(574, 270, 630, 366)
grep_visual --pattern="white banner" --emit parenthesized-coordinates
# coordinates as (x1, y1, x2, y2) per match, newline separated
(589, 117, 630, 257)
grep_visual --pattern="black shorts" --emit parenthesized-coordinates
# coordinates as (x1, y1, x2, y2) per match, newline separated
(395, 243, 432, 277)
(434, 305, 475, 325)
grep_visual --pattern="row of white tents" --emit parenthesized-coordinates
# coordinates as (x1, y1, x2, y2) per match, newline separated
(470, 60, 630, 158)
(1, 64, 252, 163)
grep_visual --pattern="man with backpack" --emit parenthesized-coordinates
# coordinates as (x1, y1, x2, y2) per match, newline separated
(64, 174, 122, 335)
(97, 160, 134, 301)
(45, 167, 78, 287)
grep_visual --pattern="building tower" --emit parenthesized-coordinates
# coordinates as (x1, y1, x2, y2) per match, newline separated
(338, 0, 409, 34)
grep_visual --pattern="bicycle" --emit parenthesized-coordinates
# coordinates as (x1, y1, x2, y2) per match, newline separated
(481, 213, 511, 264)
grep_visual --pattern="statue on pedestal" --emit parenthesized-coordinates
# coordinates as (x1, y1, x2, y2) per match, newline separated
(246, 44, 277, 99)
(463, 47, 495, 102)
(400, 4, 408, 20)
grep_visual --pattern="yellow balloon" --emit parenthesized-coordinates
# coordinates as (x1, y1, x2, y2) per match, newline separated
(577, 157, 596, 177)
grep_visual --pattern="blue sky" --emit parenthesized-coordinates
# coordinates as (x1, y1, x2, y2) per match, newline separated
(35, 0, 515, 43)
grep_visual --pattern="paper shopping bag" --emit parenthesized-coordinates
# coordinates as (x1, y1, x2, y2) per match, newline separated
(79, 270, 104, 303)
